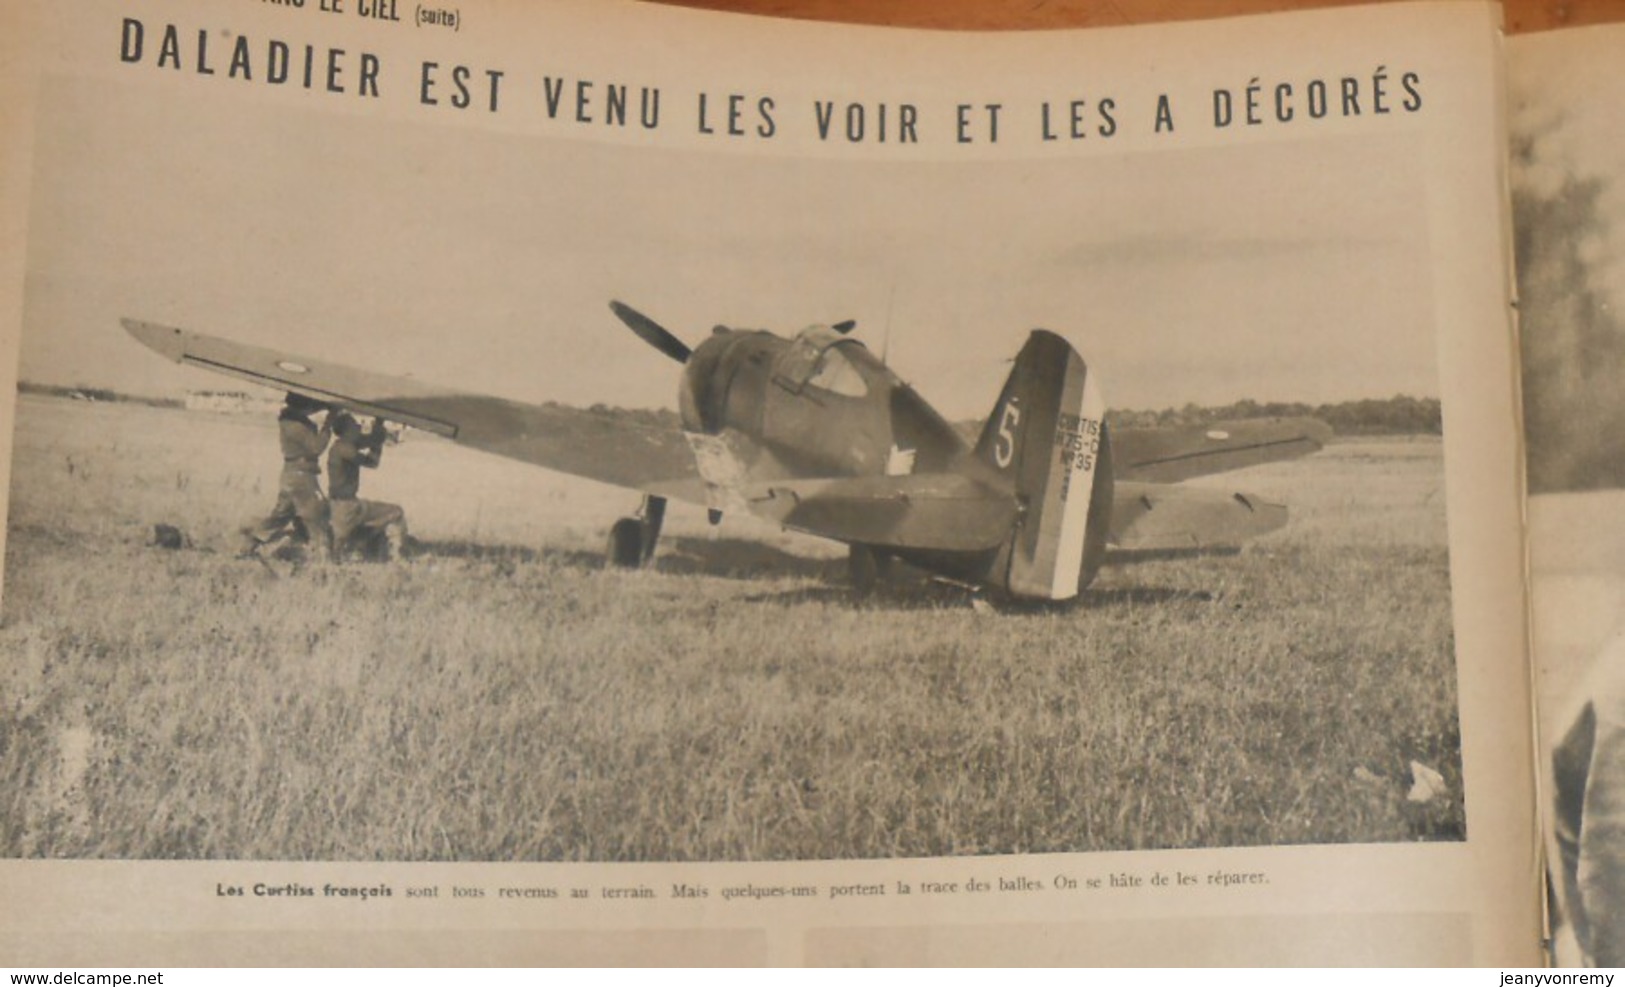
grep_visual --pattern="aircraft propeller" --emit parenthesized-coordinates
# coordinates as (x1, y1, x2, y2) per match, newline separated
(610, 300, 692, 363)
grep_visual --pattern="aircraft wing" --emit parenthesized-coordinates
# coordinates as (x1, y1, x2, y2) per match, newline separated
(123, 319, 705, 499)
(742, 473, 1017, 552)
(1111, 417, 1332, 483)
(1108, 481, 1289, 550)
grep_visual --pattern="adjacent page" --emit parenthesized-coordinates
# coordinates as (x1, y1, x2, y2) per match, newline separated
(1510, 22, 1625, 969)
(0, 0, 1536, 966)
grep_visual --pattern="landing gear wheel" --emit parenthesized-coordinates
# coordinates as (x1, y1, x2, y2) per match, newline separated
(848, 544, 880, 598)
(605, 494, 668, 569)
(606, 517, 645, 568)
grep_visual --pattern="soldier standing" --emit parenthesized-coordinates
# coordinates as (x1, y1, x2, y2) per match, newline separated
(239, 392, 334, 560)
(326, 410, 408, 562)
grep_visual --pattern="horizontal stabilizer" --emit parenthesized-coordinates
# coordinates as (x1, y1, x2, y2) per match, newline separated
(745, 473, 1016, 552)
(1109, 481, 1288, 551)
(1111, 417, 1331, 483)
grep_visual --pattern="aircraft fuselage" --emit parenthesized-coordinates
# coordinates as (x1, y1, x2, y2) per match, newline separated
(678, 324, 981, 486)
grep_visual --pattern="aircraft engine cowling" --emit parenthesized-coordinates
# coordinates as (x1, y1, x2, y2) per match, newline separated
(678, 332, 732, 433)
(676, 329, 781, 436)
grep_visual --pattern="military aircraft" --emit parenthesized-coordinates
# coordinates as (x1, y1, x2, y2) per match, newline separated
(123, 307, 1329, 601)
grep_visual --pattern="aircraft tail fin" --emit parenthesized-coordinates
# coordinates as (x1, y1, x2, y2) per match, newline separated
(974, 330, 1114, 600)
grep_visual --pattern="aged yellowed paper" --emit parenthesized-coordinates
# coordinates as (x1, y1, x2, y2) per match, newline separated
(1511, 22, 1625, 968)
(0, 0, 1535, 965)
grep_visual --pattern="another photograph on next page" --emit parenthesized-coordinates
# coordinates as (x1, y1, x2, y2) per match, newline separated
(1513, 24, 1625, 968)
(3, 69, 1460, 862)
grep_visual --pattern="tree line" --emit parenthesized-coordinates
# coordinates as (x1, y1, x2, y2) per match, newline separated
(1108, 395, 1441, 436)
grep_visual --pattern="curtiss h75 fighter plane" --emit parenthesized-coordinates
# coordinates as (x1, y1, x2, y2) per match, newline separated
(124, 305, 1329, 601)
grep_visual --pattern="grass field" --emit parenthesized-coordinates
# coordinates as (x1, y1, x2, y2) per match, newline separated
(0, 395, 1461, 860)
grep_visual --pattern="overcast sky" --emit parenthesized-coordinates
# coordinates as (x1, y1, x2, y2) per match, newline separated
(20, 72, 1440, 421)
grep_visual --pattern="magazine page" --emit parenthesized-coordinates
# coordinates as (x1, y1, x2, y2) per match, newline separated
(1510, 22, 1625, 968)
(0, 0, 1535, 966)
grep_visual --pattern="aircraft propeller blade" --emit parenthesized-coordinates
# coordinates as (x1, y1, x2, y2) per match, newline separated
(610, 300, 692, 363)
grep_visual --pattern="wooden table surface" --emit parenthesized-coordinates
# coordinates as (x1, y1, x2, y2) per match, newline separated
(651, 0, 1623, 34)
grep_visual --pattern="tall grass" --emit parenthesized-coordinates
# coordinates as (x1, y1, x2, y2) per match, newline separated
(1, 397, 1459, 859)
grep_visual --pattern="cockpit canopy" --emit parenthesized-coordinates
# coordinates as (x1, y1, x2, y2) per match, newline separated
(776, 325, 872, 398)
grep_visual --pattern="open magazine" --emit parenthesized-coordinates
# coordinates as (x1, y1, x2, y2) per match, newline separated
(1512, 22, 1625, 969)
(0, 0, 1588, 967)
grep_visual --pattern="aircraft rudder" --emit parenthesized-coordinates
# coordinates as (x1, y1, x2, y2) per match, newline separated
(973, 330, 1074, 475)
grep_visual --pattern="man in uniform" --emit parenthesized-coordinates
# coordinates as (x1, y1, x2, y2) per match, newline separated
(326, 410, 408, 562)
(238, 392, 334, 560)
(1552, 649, 1625, 966)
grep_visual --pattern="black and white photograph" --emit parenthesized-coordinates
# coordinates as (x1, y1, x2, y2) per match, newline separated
(0, 36, 1471, 865)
